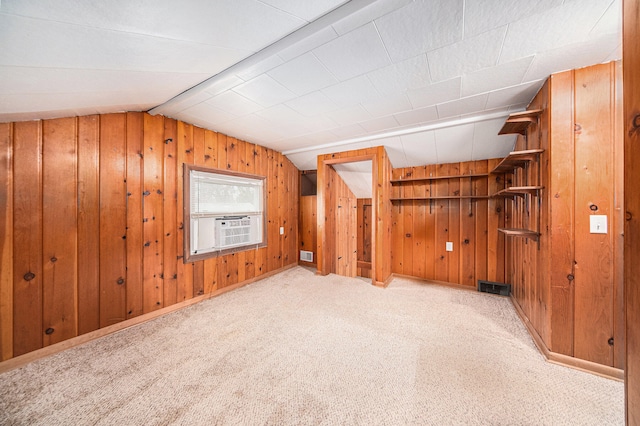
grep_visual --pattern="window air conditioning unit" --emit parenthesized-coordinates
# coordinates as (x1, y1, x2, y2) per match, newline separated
(215, 216, 261, 249)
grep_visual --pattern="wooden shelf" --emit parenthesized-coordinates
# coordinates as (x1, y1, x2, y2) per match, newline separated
(391, 195, 489, 201)
(491, 149, 544, 174)
(498, 109, 543, 135)
(492, 186, 543, 198)
(390, 173, 489, 184)
(498, 228, 540, 241)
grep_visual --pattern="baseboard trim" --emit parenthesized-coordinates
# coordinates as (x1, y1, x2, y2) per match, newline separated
(373, 272, 395, 288)
(390, 273, 478, 292)
(0, 263, 296, 374)
(509, 295, 623, 382)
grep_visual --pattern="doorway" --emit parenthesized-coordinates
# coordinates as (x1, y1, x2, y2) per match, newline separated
(316, 146, 393, 287)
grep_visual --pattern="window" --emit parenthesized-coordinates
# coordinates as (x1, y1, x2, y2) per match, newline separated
(184, 164, 266, 262)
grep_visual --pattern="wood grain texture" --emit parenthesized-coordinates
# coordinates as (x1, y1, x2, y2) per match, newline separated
(191, 126, 205, 297)
(163, 118, 178, 306)
(446, 164, 460, 284)
(548, 72, 575, 356)
(142, 114, 165, 312)
(77, 116, 101, 333)
(508, 63, 623, 370)
(573, 63, 614, 366)
(299, 195, 317, 266)
(176, 121, 194, 302)
(624, 0, 640, 422)
(612, 61, 625, 370)
(99, 114, 127, 327)
(389, 160, 499, 287)
(434, 164, 450, 282)
(1, 112, 300, 361)
(125, 112, 144, 319)
(12, 121, 43, 356)
(42, 117, 78, 346)
(0, 123, 13, 360)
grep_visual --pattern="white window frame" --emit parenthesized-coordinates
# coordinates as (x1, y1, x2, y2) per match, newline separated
(183, 164, 267, 263)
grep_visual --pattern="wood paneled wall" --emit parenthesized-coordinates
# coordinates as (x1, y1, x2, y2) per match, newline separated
(317, 147, 392, 286)
(390, 160, 505, 286)
(357, 198, 373, 279)
(0, 112, 299, 361)
(508, 61, 624, 369)
(299, 195, 317, 267)
(624, 0, 640, 421)
(331, 168, 357, 278)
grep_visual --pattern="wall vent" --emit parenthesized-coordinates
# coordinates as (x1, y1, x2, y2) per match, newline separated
(478, 280, 511, 296)
(300, 250, 313, 263)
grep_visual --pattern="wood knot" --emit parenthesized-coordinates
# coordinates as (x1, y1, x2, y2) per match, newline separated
(45, 328, 54, 335)
(50, 257, 57, 263)
(117, 277, 125, 285)
(24, 272, 35, 281)
(567, 274, 574, 281)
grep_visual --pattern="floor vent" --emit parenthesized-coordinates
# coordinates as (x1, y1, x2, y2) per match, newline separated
(300, 250, 313, 263)
(478, 280, 511, 296)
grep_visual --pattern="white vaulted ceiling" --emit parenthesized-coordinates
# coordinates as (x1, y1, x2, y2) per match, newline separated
(0, 0, 621, 171)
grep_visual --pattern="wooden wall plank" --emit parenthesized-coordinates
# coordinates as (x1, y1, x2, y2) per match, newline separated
(391, 169, 403, 274)
(277, 152, 286, 269)
(201, 129, 220, 294)
(267, 150, 280, 272)
(548, 72, 575, 356)
(125, 112, 144, 320)
(176, 121, 193, 302)
(99, 114, 127, 327)
(573, 63, 615, 366)
(142, 114, 165, 313)
(412, 167, 426, 278)
(447, 163, 461, 284)
(42, 117, 78, 346)
(192, 126, 205, 297)
(287, 158, 298, 267)
(12, 121, 43, 355)
(487, 158, 504, 282)
(255, 145, 268, 277)
(459, 162, 475, 287)
(423, 165, 436, 280)
(204, 129, 218, 169)
(163, 118, 178, 305)
(612, 60, 625, 370)
(13, 121, 43, 355)
(0, 123, 13, 360)
(623, 0, 640, 420)
(77, 115, 101, 333)
(474, 161, 489, 284)
(299, 195, 317, 266)
(434, 164, 450, 282)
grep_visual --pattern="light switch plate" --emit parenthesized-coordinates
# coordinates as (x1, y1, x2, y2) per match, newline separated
(446, 242, 453, 252)
(590, 215, 607, 234)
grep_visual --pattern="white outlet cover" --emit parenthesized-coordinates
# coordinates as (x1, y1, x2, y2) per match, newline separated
(446, 241, 453, 252)
(279, 226, 284, 235)
(589, 215, 607, 234)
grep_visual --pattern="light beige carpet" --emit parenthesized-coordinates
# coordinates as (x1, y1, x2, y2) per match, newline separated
(0, 267, 624, 425)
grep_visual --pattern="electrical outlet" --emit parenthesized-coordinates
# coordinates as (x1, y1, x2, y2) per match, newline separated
(279, 226, 284, 235)
(446, 242, 453, 252)
(589, 215, 607, 234)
